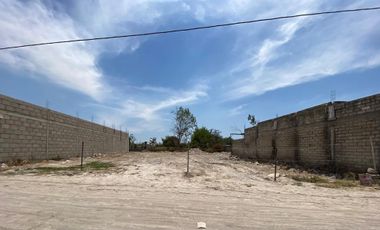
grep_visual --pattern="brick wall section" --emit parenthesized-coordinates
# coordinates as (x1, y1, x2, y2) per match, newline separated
(232, 94, 380, 172)
(0, 94, 129, 162)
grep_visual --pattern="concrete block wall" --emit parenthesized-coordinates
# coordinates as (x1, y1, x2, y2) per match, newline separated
(0, 94, 129, 162)
(231, 139, 245, 158)
(295, 105, 329, 167)
(232, 94, 380, 172)
(333, 94, 380, 171)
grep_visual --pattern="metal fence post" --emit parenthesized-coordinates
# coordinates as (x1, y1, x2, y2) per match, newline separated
(187, 149, 190, 175)
(274, 147, 277, 182)
(81, 141, 84, 170)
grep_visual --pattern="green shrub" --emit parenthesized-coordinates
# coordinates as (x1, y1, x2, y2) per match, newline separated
(162, 136, 180, 147)
(191, 127, 224, 152)
(212, 143, 224, 152)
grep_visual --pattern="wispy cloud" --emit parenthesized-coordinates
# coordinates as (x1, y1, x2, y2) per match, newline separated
(134, 85, 176, 94)
(228, 104, 246, 116)
(1, 0, 379, 140)
(0, 1, 108, 101)
(0, 0, 211, 137)
(0, 0, 170, 101)
(95, 84, 208, 134)
(224, 1, 380, 99)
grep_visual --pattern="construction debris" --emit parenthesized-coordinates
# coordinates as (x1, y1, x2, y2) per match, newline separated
(0, 163, 8, 170)
(367, 168, 378, 174)
(197, 222, 206, 229)
(359, 169, 380, 186)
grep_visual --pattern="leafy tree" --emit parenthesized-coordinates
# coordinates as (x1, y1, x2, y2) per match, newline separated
(149, 137, 157, 146)
(209, 129, 223, 143)
(172, 106, 197, 143)
(248, 114, 257, 126)
(129, 133, 136, 151)
(191, 127, 224, 152)
(191, 127, 212, 149)
(162, 136, 180, 147)
(222, 136, 232, 146)
(129, 133, 136, 145)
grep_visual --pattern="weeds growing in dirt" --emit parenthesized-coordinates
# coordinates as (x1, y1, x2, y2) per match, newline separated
(292, 175, 328, 183)
(291, 175, 359, 188)
(83, 161, 114, 170)
(316, 179, 358, 188)
(10, 161, 115, 175)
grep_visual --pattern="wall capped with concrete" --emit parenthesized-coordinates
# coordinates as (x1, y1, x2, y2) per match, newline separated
(0, 94, 129, 162)
(232, 94, 380, 172)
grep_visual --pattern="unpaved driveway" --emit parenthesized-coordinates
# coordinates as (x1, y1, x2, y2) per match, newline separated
(1, 151, 380, 229)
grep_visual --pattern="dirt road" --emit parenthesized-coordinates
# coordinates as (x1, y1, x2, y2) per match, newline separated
(1, 151, 380, 229)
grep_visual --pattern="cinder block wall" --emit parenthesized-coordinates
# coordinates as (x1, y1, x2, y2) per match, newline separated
(333, 95, 380, 171)
(232, 94, 380, 172)
(0, 94, 129, 162)
(231, 139, 245, 157)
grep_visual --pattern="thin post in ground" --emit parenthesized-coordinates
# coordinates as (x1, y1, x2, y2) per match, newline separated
(81, 141, 84, 170)
(186, 148, 190, 175)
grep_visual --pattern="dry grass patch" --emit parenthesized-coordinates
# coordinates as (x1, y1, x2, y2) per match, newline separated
(316, 179, 359, 188)
(291, 175, 359, 188)
(291, 175, 328, 183)
(35, 161, 114, 172)
(2, 161, 115, 175)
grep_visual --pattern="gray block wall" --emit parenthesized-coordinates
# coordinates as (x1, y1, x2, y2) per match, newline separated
(0, 94, 129, 162)
(232, 94, 380, 172)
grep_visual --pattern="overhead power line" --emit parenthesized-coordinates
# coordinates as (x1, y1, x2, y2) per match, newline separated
(0, 6, 379, 51)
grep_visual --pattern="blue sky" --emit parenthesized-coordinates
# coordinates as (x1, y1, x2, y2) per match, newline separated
(0, 0, 379, 142)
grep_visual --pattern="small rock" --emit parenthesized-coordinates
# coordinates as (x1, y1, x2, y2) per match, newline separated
(367, 168, 378, 174)
(267, 173, 281, 178)
(254, 161, 259, 165)
(287, 168, 296, 173)
(1, 163, 9, 170)
(197, 222, 206, 229)
(328, 175, 337, 180)
(6, 169, 15, 174)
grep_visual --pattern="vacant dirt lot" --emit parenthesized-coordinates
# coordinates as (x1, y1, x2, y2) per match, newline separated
(1, 150, 380, 229)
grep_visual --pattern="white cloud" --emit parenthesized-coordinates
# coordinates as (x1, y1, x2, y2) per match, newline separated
(0, 0, 212, 138)
(0, 0, 172, 101)
(95, 84, 208, 134)
(0, 1, 109, 101)
(71, 0, 166, 54)
(252, 20, 304, 67)
(224, 1, 380, 99)
(228, 104, 246, 116)
(1, 0, 379, 139)
(134, 85, 176, 94)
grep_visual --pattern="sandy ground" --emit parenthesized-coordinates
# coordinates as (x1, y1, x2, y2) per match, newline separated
(1, 150, 380, 230)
